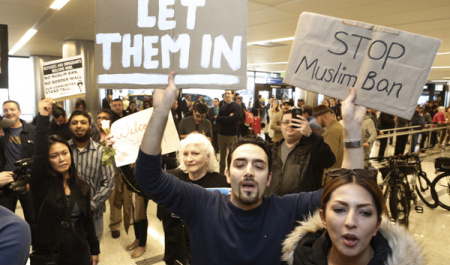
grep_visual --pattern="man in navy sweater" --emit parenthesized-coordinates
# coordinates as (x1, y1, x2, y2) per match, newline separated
(134, 72, 365, 264)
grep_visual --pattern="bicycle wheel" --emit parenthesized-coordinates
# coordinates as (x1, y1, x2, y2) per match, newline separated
(389, 182, 410, 227)
(431, 172, 450, 210)
(415, 172, 438, 208)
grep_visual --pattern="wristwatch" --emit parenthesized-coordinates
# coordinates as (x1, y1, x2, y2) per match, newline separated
(343, 140, 361, 148)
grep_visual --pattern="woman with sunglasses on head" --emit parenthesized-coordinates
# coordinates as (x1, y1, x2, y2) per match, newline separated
(31, 98, 99, 265)
(282, 168, 424, 265)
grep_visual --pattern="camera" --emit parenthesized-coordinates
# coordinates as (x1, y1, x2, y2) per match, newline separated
(9, 157, 34, 193)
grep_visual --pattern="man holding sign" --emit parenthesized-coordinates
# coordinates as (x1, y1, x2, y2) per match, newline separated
(133, 72, 366, 264)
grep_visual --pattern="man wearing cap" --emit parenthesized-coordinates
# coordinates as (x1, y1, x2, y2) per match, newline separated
(295, 99, 304, 109)
(270, 101, 291, 142)
(265, 108, 335, 196)
(410, 104, 427, 153)
(302, 106, 325, 136)
(314, 104, 344, 174)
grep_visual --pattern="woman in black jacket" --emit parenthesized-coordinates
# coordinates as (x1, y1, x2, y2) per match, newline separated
(31, 98, 99, 265)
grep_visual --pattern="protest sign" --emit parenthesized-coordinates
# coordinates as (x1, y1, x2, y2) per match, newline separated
(284, 12, 441, 119)
(43, 56, 85, 101)
(111, 108, 180, 167)
(95, 0, 247, 90)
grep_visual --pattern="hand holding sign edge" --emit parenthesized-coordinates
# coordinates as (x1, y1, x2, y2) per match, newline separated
(140, 72, 178, 156)
(152, 71, 178, 111)
(342, 87, 366, 139)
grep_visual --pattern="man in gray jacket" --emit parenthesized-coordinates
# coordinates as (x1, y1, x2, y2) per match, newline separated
(361, 111, 378, 159)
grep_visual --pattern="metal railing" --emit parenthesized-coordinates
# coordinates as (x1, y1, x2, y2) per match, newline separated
(373, 124, 450, 157)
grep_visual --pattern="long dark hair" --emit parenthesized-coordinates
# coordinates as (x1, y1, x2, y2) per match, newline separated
(321, 174, 387, 222)
(47, 135, 90, 213)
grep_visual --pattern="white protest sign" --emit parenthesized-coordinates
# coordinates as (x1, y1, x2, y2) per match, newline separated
(95, 0, 247, 90)
(43, 56, 85, 101)
(284, 12, 441, 119)
(111, 108, 180, 167)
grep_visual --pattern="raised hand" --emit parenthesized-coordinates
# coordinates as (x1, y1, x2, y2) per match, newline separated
(38, 98, 55, 116)
(341, 87, 366, 130)
(152, 71, 178, 111)
(291, 116, 312, 137)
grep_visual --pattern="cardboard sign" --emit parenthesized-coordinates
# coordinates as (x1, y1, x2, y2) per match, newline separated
(284, 12, 441, 119)
(43, 56, 85, 101)
(95, 0, 247, 90)
(111, 108, 180, 167)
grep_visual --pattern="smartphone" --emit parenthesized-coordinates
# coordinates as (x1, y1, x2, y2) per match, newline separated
(291, 108, 302, 128)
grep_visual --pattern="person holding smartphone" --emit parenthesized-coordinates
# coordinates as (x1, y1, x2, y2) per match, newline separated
(265, 109, 335, 196)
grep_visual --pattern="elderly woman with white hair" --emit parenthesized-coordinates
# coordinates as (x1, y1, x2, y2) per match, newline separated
(157, 133, 229, 265)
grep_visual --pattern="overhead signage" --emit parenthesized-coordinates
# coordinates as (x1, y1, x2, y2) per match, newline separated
(266, 77, 283, 84)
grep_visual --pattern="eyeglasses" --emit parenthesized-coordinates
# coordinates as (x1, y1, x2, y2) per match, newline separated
(325, 168, 376, 180)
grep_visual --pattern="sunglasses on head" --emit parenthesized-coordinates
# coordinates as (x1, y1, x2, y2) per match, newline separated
(325, 168, 376, 180)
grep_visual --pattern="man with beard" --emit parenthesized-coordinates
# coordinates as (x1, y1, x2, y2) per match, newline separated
(68, 110, 114, 242)
(132, 72, 365, 264)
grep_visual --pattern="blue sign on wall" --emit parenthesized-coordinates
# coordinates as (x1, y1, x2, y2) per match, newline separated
(266, 77, 283, 84)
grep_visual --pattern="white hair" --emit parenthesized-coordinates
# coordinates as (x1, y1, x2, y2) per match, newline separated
(177, 133, 219, 173)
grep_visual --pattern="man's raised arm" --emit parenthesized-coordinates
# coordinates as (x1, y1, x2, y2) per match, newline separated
(341, 87, 366, 169)
(140, 72, 178, 155)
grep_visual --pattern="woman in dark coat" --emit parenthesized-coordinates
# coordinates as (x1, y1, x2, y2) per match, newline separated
(31, 98, 99, 265)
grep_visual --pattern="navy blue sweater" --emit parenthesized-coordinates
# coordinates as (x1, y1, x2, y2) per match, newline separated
(136, 151, 322, 264)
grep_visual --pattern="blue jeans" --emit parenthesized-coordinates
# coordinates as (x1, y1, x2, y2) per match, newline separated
(411, 133, 419, 153)
(94, 214, 104, 242)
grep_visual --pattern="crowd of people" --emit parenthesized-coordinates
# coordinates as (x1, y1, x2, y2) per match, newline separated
(0, 72, 434, 264)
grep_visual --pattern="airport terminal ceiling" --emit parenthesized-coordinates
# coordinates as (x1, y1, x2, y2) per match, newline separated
(0, 0, 450, 81)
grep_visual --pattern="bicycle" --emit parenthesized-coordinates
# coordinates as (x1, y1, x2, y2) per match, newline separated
(374, 153, 438, 227)
(431, 157, 450, 210)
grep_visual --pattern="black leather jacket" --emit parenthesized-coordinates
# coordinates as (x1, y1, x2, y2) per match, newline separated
(266, 133, 335, 196)
(0, 119, 35, 171)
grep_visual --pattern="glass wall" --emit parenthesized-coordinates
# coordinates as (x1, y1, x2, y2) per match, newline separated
(2, 57, 35, 122)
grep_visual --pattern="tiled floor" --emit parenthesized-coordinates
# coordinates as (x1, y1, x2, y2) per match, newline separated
(18, 140, 450, 264)
(371, 142, 450, 265)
